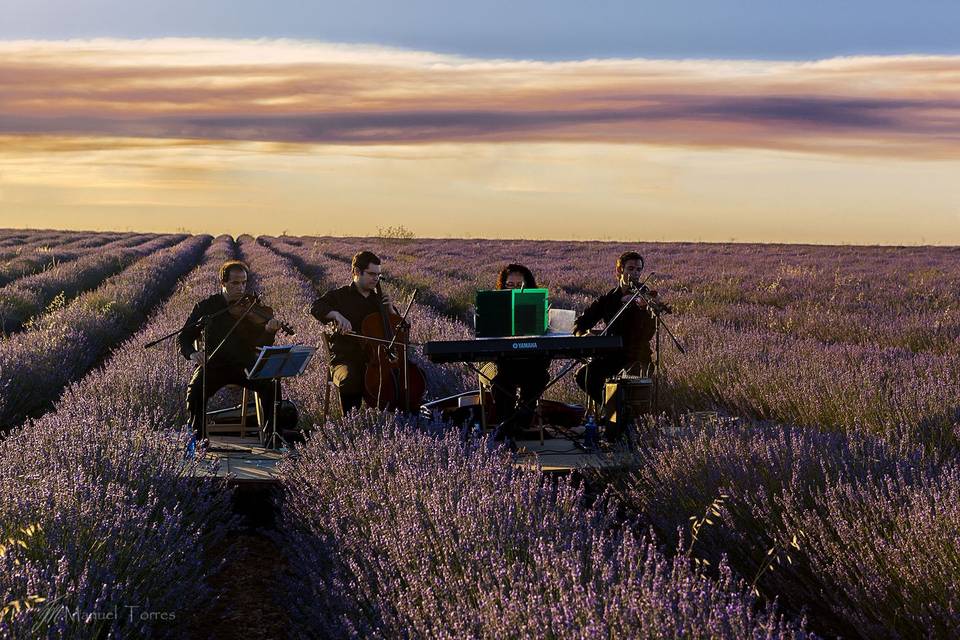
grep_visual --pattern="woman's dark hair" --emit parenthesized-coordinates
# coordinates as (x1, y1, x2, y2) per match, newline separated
(496, 263, 537, 289)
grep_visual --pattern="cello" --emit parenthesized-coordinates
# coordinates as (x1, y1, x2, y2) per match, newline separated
(359, 283, 426, 412)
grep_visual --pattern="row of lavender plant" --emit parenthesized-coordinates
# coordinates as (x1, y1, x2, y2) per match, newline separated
(606, 416, 960, 638)
(658, 315, 960, 457)
(0, 231, 91, 257)
(0, 232, 141, 288)
(0, 235, 237, 638)
(0, 234, 187, 335)
(42, 234, 236, 428)
(276, 411, 811, 638)
(0, 231, 117, 267)
(287, 236, 960, 456)
(0, 230, 93, 251)
(0, 235, 210, 428)
(294, 236, 960, 354)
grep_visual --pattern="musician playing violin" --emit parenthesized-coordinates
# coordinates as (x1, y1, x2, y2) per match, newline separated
(573, 251, 661, 410)
(310, 251, 397, 414)
(178, 260, 282, 441)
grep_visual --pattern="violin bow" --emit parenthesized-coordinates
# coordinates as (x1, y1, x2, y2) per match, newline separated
(386, 289, 417, 352)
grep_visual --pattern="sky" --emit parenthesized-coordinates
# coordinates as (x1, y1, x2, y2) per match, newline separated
(0, 1, 958, 243)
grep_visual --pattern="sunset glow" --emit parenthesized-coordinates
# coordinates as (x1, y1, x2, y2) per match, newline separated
(1, 39, 958, 242)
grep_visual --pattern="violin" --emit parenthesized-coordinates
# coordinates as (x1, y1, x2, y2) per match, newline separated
(228, 293, 296, 336)
(629, 282, 672, 315)
(359, 283, 426, 412)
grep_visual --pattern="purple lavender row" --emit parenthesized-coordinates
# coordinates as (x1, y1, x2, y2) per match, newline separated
(296, 236, 960, 354)
(615, 416, 960, 637)
(0, 235, 211, 429)
(44, 235, 236, 428)
(660, 315, 960, 456)
(0, 232, 147, 288)
(0, 234, 187, 335)
(0, 231, 126, 264)
(0, 232, 131, 286)
(0, 236, 236, 638)
(0, 231, 134, 256)
(254, 237, 474, 405)
(276, 411, 810, 638)
(0, 230, 86, 250)
(289, 237, 960, 454)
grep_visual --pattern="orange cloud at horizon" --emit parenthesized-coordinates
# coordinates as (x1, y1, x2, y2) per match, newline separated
(2, 136, 958, 245)
(0, 39, 958, 244)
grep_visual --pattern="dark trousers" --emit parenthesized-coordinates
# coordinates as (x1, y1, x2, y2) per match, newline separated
(186, 365, 280, 439)
(331, 361, 366, 415)
(481, 358, 550, 436)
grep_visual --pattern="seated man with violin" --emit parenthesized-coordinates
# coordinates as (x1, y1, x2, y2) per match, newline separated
(179, 260, 283, 442)
(574, 251, 666, 415)
(480, 263, 551, 440)
(310, 250, 404, 414)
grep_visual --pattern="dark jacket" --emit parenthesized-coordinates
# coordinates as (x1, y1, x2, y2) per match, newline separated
(178, 293, 276, 369)
(310, 283, 386, 365)
(574, 286, 656, 365)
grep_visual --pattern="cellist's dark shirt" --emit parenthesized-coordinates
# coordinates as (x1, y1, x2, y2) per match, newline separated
(178, 293, 276, 369)
(311, 283, 384, 365)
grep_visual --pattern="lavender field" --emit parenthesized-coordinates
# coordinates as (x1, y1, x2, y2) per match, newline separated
(1, 228, 959, 638)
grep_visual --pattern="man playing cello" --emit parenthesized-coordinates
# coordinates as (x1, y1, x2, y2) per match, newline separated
(311, 251, 400, 414)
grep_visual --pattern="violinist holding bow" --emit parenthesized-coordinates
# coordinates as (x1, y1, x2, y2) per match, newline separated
(310, 250, 399, 414)
(573, 251, 668, 411)
(179, 260, 283, 441)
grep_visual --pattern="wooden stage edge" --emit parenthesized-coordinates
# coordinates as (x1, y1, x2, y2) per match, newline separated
(188, 429, 640, 484)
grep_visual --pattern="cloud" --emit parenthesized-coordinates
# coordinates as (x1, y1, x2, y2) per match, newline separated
(0, 38, 958, 158)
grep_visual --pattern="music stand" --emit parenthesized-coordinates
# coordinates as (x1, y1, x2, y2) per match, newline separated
(246, 345, 316, 450)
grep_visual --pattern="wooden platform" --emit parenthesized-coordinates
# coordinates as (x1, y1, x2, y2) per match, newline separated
(190, 436, 286, 485)
(511, 426, 640, 473)
(187, 427, 639, 484)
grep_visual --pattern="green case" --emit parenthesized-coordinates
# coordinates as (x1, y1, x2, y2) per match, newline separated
(475, 288, 549, 337)
(512, 288, 549, 336)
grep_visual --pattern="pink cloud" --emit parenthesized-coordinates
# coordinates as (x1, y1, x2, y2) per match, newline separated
(0, 39, 957, 158)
